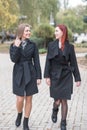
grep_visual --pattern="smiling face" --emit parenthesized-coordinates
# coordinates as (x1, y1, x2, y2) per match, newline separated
(22, 26, 31, 40)
(54, 26, 63, 40)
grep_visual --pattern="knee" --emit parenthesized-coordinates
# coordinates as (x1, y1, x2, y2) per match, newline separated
(26, 96, 32, 104)
(17, 97, 24, 104)
(61, 99, 67, 105)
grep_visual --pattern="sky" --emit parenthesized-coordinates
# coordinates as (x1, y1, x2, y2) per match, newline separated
(68, 0, 86, 7)
(60, 0, 87, 8)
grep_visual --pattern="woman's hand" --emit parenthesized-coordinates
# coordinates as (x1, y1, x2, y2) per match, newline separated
(76, 81, 81, 87)
(37, 79, 41, 85)
(46, 78, 51, 86)
(14, 37, 21, 47)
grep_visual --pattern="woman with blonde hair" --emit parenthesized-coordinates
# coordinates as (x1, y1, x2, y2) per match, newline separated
(10, 23, 42, 130)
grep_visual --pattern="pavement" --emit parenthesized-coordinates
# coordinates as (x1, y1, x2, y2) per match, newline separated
(0, 53, 87, 130)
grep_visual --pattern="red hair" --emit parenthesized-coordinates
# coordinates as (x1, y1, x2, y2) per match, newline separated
(57, 24, 68, 50)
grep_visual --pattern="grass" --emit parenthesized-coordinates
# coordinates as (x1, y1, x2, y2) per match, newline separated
(75, 46, 87, 53)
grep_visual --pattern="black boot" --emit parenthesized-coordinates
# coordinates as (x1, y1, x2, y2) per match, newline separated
(15, 112, 22, 127)
(23, 117, 29, 130)
(51, 102, 59, 123)
(61, 120, 66, 130)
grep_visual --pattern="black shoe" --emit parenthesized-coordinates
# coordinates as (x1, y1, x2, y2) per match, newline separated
(23, 117, 29, 130)
(61, 120, 66, 130)
(51, 102, 59, 123)
(15, 112, 22, 127)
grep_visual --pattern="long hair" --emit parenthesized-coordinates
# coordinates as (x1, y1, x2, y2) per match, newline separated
(57, 24, 68, 50)
(16, 23, 31, 39)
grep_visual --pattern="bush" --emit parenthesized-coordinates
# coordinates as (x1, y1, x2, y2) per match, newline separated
(39, 48, 47, 54)
(68, 27, 73, 42)
(34, 24, 54, 48)
(30, 36, 44, 49)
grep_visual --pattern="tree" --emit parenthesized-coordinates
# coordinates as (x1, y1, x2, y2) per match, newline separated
(17, 0, 60, 27)
(56, 6, 87, 33)
(34, 24, 55, 48)
(0, 0, 19, 30)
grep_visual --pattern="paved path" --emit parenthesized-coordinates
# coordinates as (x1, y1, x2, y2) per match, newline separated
(0, 54, 87, 130)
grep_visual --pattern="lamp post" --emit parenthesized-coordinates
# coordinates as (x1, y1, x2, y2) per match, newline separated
(50, 12, 54, 26)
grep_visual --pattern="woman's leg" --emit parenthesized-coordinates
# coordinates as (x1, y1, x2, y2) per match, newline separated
(15, 96, 24, 127)
(24, 96, 32, 118)
(52, 99, 61, 123)
(61, 99, 68, 121)
(61, 99, 68, 130)
(55, 99, 61, 107)
(23, 96, 32, 130)
(16, 96, 24, 112)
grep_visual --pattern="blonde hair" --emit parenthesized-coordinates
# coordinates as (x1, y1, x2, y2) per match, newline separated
(16, 23, 31, 39)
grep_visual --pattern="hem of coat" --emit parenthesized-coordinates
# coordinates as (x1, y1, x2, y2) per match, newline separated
(13, 90, 38, 96)
(50, 95, 72, 100)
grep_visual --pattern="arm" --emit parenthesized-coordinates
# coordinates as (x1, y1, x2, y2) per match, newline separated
(33, 44, 42, 80)
(69, 45, 81, 82)
(44, 45, 51, 78)
(44, 45, 51, 86)
(10, 44, 21, 63)
(9, 38, 21, 63)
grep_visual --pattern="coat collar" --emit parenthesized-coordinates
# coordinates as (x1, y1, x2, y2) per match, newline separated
(48, 39, 70, 61)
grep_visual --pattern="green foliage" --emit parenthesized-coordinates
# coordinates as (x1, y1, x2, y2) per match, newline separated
(67, 27, 73, 42)
(30, 36, 44, 49)
(34, 24, 55, 48)
(74, 43, 87, 48)
(0, 0, 19, 30)
(39, 48, 47, 54)
(34, 24, 54, 38)
(17, 0, 60, 27)
(56, 6, 87, 34)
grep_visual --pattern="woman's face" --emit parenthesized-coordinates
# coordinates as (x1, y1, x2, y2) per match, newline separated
(22, 26, 31, 40)
(55, 27, 63, 40)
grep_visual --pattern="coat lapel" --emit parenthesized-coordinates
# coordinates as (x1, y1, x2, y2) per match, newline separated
(48, 40, 70, 61)
(62, 41, 70, 61)
(48, 40, 59, 59)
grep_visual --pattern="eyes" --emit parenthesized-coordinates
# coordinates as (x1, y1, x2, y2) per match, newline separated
(55, 29, 59, 33)
(25, 29, 31, 33)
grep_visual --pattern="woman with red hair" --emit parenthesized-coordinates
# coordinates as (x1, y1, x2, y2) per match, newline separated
(44, 24, 81, 130)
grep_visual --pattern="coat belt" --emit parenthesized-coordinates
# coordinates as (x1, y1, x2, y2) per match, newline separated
(15, 61, 31, 86)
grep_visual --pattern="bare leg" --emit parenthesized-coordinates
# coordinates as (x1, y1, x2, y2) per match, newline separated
(15, 96, 24, 127)
(16, 96, 24, 113)
(24, 96, 32, 118)
(23, 96, 32, 130)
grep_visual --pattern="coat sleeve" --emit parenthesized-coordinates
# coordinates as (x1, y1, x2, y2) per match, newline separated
(9, 44, 21, 63)
(33, 44, 42, 79)
(44, 44, 51, 78)
(69, 45, 81, 82)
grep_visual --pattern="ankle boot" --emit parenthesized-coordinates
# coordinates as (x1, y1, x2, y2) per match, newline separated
(15, 112, 22, 127)
(61, 120, 66, 130)
(23, 117, 29, 130)
(51, 102, 59, 123)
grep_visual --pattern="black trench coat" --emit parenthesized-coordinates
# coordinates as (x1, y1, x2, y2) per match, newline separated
(10, 39, 42, 96)
(44, 40, 81, 100)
